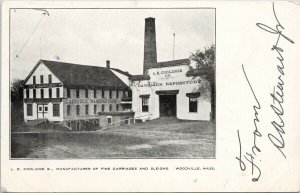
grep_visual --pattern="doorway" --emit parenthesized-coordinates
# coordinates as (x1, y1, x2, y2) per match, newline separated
(37, 104, 48, 119)
(159, 95, 176, 117)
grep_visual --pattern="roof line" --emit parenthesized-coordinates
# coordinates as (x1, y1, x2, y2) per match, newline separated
(24, 59, 42, 84)
(157, 58, 189, 64)
(110, 67, 132, 77)
(40, 59, 108, 69)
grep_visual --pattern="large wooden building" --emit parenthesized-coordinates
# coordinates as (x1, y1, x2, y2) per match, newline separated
(23, 59, 133, 130)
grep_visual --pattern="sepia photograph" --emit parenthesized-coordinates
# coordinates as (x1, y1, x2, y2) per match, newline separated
(10, 8, 216, 159)
(2, 1, 300, 192)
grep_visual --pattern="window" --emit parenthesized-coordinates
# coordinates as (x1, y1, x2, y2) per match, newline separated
(125, 117, 129, 125)
(33, 89, 36, 98)
(67, 122, 71, 128)
(85, 89, 88, 98)
(40, 89, 44, 98)
(94, 104, 97, 114)
(107, 116, 112, 124)
(56, 88, 60, 98)
(109, 90, 112, 99)
(67, 105, 71, 116)
(26, 89, 29, 98)
(44, 106, 48, 112)
(40, 75, 44, 84)
(109, 104, 112, 112)
(53, 104, 60, 116)
(48, 74, 52, 83)
(128, 90, 132, 97)
(123, 90, 126, 97)
(85, 105, 89, 115)
(67, 88, 71, 98)
(76, 121, 80, 130)
(33, 76, 36, 84)
(76, 105, 80, 115)
(116, 90, 119, 98)
(94, 89, 97, 98)
(102, 104, 105, 112)
(189, 97, 198, 112)
(102, 90, 105, 98)
(142, 98, 149, 112)
(116, 104, 119, 111)
(76, 89, 80, 98)
(49, 88, 52, 98)
(27, 104, 32, 116)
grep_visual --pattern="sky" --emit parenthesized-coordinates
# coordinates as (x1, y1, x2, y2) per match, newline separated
(10, 8, 215, 81)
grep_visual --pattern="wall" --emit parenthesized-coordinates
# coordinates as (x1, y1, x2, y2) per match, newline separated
(131, 65, 211, 121)
(23, 102, 64, 122)
(62, 88, 128, 121)
(23, 62, 64, 122)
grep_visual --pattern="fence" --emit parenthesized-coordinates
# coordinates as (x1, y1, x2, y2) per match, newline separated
(100, 113, 152, 130)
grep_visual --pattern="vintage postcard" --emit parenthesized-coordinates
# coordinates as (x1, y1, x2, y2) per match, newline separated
(1, 0, 300, 192)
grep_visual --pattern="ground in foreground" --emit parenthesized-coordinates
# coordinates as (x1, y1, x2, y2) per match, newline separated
(11, 118, 215, 159)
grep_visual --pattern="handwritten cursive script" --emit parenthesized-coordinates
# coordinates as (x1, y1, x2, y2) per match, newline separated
(236, 65, 262, 182)
(256, 2, 294, 159)
(237, 2, 294, 182)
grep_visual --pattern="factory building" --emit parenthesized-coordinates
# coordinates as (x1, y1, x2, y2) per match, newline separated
(22, 17, 212, 130)
(130, 17, 212, 121)
(23, 59, 133, 130)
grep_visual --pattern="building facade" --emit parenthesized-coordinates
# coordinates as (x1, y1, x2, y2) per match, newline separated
(23, 60, 133, 130)
(129, 17, 212, 121)
(130, 59, 211, 121)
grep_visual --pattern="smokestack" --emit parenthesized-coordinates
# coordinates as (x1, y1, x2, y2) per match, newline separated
(143, 17, 157, 74)
(106, 60, 110, 68)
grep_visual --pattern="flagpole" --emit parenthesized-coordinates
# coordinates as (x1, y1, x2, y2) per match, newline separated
(173, 33, 175, 60)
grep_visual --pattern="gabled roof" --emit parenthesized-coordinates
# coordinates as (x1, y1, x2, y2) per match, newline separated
(150, 58, 190, 69)
(24, 60, 129, 90)
(110, 68, 132, 77)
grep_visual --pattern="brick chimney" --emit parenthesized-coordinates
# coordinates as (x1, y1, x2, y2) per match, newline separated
(143, 17, 157, 74)
(106, 60, 110, 68)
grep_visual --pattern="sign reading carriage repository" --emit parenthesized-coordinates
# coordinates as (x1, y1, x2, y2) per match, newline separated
(136, 80, 201, 87)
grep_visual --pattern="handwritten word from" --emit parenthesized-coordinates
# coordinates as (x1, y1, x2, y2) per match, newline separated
(236, 65, 262, 182)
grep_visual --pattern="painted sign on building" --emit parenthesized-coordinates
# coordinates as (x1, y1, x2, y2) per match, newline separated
(64, 98, 119, 104)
